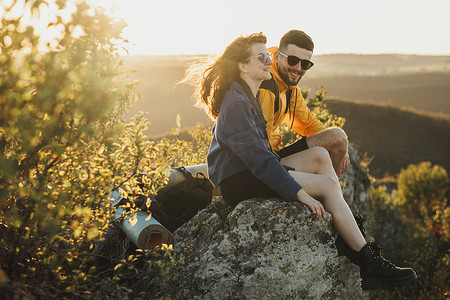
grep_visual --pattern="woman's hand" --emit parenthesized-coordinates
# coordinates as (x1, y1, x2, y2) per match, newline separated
(295, 189, 326, 220)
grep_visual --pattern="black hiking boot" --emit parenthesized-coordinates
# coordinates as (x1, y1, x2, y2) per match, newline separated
(335, 214, 366, 265)
(358, 242, 417, 290)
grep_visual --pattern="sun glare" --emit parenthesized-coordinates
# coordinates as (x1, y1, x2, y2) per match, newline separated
(2, 0, 450, 56)
(1, 0, 78, 53)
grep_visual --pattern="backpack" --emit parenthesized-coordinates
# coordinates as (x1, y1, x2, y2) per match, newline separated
(154, 167, 213, 232)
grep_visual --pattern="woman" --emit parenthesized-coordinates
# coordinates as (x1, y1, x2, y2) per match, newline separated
(186, 33, 416, 291)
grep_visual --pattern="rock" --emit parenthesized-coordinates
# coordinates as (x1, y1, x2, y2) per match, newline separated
(340, 144, 372, 216)
(157, 144, 372, 299)
(170, 198, 340, 299)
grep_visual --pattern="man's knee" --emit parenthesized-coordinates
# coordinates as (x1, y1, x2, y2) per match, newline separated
(329, 127, 347, 143)
(307, 127, 348, 150)
(326, 127, 348, 152)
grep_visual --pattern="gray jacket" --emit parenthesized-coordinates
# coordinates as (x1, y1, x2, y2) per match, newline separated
(207, 81, 302, 201)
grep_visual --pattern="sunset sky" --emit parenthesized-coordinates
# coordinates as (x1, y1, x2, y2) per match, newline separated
(92, 0, 450, 56)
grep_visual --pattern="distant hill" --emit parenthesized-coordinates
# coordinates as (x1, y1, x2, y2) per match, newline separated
(304, 53, 450, 77)
(301, 73, 450, 115)
(325, 98, 450, 178)
(123, 55, 212, 137)
(123, 54, 450, 137)
(121, 54, 450, 179)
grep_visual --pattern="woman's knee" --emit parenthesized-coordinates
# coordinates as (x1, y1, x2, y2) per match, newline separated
(310, 147, 332, 168)
(321, 174, 341, 195)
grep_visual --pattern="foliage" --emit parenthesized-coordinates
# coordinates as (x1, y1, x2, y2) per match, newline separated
(94, 231, 180, 300)
(0, 0, 200, 298)
(4, 2, 447, 298)
(279, 87, 345, 147)
(303, 88, 345, 128)
(370, 162, 449, 300)
(157, 122, 211, 168)
(396, 162, 448, 220)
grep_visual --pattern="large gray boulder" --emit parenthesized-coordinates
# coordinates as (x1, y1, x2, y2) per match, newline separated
(172, 198, 339, 299)
(163, 143, 371, 299)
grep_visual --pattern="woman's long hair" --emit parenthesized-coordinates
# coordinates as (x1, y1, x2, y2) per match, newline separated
(183, 33, 267, 120)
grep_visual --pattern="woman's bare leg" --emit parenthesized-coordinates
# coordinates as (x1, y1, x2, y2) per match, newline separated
(281, 147, 338, 180)
(282, 147, 341, 195)
(283, 147, 365, 251)
(290, 171, 366, 251)
(306, 127, 349, 175)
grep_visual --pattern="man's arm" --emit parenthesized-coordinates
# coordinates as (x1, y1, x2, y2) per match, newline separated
(289, 88, 350, 175)
(285, 88, 326, 137)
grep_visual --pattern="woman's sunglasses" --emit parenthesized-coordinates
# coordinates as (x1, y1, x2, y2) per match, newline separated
(243, 52, 273, 64)
(278, 51, 314, 70)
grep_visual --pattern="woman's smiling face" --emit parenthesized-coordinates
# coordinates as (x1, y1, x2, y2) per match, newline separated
(243, 43, 273, 82)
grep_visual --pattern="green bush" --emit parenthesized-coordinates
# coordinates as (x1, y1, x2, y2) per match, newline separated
(279, 87, 345, 147)
(396, 162, 448, 221)
(370, 162, 449, 300)
(0, 1, 198, 298)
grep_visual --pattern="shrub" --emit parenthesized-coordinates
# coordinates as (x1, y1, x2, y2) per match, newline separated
(396, 162, 448, 218)
(0, 1, 184, 298)
(279, 87, 345, 147)
(370, 162, 449, 300)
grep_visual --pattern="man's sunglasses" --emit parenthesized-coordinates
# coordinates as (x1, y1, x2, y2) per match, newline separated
(243, 52, 273, 64)
(278, 51, 314, 70)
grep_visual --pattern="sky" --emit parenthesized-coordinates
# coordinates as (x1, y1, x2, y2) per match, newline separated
(1, 0, 449, 56)
(91, 0, 450, 56)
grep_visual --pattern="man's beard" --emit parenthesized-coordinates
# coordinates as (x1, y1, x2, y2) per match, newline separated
(278, 67, 302, 86)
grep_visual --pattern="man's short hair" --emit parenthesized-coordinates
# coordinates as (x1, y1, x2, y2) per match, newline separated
(279, 30, 314, 52)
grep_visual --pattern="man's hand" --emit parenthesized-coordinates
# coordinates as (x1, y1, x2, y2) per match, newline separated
(339, 151, 350, 176)
(295, 189, 325, 220)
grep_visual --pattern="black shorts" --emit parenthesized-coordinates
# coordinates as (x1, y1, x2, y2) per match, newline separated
(277, 138, 309, 159)
(220, 170, 280, 208)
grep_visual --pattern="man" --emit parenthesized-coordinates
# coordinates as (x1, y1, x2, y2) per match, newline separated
(259, 30, 350, 176)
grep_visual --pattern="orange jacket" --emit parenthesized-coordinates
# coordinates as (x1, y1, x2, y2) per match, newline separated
(259, 47, 326, 152)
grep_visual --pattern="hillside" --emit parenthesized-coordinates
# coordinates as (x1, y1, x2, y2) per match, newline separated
(123, 54, 450, 137)
(301, 73, 450, 115)
(123, 55, 213, 137)
(325, 99, 450, 178)
(305, 54, 450, 77)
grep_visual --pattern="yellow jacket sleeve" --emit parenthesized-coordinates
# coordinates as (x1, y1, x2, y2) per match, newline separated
(284, 88, 326, 137)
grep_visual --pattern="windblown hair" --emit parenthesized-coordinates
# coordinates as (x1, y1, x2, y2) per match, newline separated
(183, 33, 267, 120)
(279, 30, 314, 52)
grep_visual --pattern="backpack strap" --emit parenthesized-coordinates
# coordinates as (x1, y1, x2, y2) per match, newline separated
(174, 166, 192, 179)
(260, 76, 280, 114)
(175, 166, 209, 182)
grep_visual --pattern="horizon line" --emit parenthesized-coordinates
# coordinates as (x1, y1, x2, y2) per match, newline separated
(121, 52, 450, 58)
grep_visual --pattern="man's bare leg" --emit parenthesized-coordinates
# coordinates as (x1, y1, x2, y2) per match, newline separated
(305, 127, 349, 176)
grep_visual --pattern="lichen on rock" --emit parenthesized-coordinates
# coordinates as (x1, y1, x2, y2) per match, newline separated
(165, 198, 337, 299)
